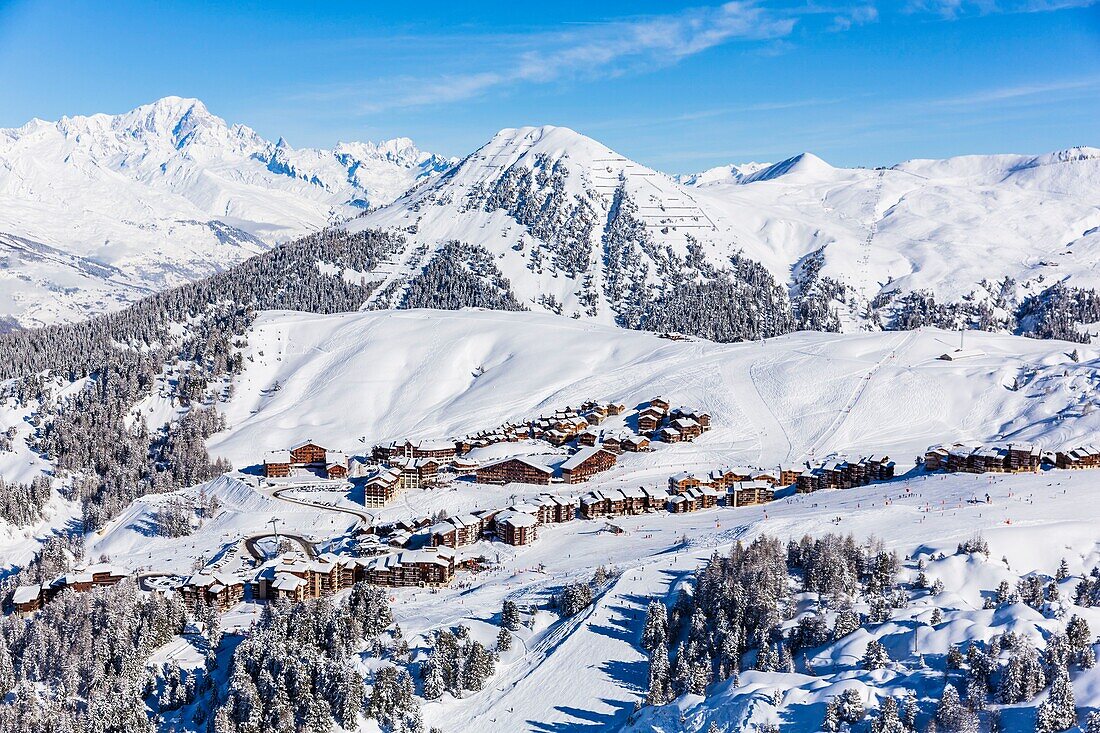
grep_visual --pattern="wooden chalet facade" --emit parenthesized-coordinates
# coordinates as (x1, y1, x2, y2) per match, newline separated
(638, 412, 662, 434)
(925, 443, 1041, 475)
(357, 547, 456, 587)
(1055, 444, 1100, 469)
(622, 435, 650, 452)
(263, 450, 291, 478)
(476, 457, 554, 485)
(797, 455, 896, 493)
(495, 510, 539, 545)
(560, 447, 617, 484)
(253, 553, 359, 601)
(364, 467, 402, 506)
(264, 440, 348, 479)
(429, 514, 484, 548)
(579, 487, 667, 518)
(536, 494, 578, 523)
(12, 562, 129, 614)
(727, 480, 775, 507)
(180, 571, 244, 611)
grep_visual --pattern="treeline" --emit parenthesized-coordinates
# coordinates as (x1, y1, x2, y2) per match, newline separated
(0, 228, 403, 530)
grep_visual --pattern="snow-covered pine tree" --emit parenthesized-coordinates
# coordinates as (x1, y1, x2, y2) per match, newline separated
(496, 627, 512, 653)
(861, 639, 891, 670)
(462, 640, 495, 692)
(646, 642, 671, 706)
(836, 688, 865, 724)
(870, 697, 906, 733)
(1035, 669, 1076, 733)
(500, 599, 521, 631)
(641, 600, 668, 652)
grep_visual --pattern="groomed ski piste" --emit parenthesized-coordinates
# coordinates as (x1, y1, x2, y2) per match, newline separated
(3, 308, 1090, 731)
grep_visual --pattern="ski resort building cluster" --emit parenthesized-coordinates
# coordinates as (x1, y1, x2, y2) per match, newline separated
(263, 440, 348, 479)
(796, 455, 896, 492)
(12, 562, 129, 614)
(924, 442, 1043, 473)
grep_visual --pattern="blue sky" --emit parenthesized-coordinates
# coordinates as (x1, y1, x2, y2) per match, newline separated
(0, 0, 1097, 170)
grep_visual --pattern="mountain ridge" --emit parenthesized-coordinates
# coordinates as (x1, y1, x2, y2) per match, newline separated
(0, 96, 453, 328)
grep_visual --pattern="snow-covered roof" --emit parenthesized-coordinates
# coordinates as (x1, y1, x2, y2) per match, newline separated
(496, 510, 538, 528)
(560, 446, 610, 471)
(266, 450, 292, 463)
(272, 572, 307, 591)
(482, 456, 555, 474)
(13, 585, 43, 604)
(290, 439, 323, 451)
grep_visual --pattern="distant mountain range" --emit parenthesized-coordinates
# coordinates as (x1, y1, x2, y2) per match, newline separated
(351, 125, 1100, 338)
(0, 97, 451, 328)
(2, 98, 1099, 338)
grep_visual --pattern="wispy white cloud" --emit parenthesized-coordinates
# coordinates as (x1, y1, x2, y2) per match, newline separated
(344, 2, 799, 114)
(908, 0, 1097, 18)
(928, 76, 1100, 107)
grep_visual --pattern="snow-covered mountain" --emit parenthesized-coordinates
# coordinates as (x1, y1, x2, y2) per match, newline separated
(0, 97, 451, 328)
(349, 125, 1100, 336)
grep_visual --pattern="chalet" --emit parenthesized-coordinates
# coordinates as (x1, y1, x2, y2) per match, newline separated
(668, 471, 703, 493)
(797, 455, 895, 492)
(391, 456, 441, 489)
(933, 443, 1035, 475)
(579, 489, 627, 519)
(452, 457, 479, 475)
(658, 427, 682, 443)
(751, 470, 780, 485)
(578, 429, 600, 447)
(608, 402, 627, 415)
(924, 445, 952, 471)
(263, 450, 292, 478)
(649, 396, 671, 414)
(668, 408, 711, 430)
(398, 439, 459, 460)
(778, 465, 802, 486)
(727, 480, 775, 507)
(560, 447, 617, 484)
(601, 434, 624, 454)
(668, 494, 697, 513)
(797, 468, 827, 493)
(430, 514, 484, 548)
(671, 417, 703, 441)
(252, 553, 357, 601)
(357, 547, 455, 587)
(13, 584, 45, 614)
(642, 486, 670, 510)
(536, 494, 577, 523)
(1055, 444, 1100, 469)
(290, 440, 327, 466)
(326, 451, 349, 479)
(495, 511, 539, 545)
(180, 571, 244, 611)
(476, 457, 555, 485)
(364, 467, 402, 506)
(686, 485, 721, 509)
(637, 413, 662, 434)
(584, 411, 605, 426)
(622, 435, 650, 452)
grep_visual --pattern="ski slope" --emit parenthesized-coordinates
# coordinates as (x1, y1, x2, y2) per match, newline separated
(207, 308, 1100, 473)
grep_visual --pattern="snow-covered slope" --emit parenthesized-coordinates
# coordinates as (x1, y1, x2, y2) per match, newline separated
(206, 308, 1100, 471)
(0, 97, 451, 328)
(350, 125, 1100, 331)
